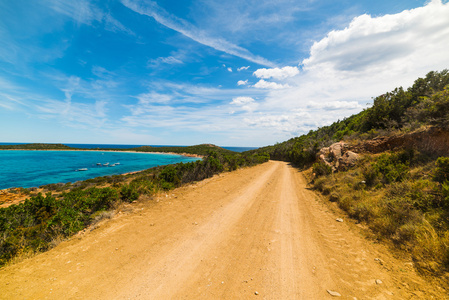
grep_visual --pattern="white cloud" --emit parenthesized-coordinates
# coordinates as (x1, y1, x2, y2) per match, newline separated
(230, 96, 255, 105)
(239, 0, 449, 144)
(253, 79, 290, 89)
(302, 0, 449, 75)
(133, 92, 173, 109)
(121, 0, 275, 67)
(244, 115, 296, 133)
(237, 66, 250, 71)
(253, 66, 299, 80)
(237, 80, 248, 86)
(230, 96, 257, 113)
(227, 67, 233, 72)
(307, 101, 362, 110)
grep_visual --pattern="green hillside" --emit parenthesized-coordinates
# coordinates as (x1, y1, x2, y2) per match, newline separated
(250, 70, 449, 166)
(250, 69, 449, 275)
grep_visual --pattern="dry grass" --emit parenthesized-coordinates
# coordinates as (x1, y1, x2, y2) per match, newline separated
(312, 152, 449, 275)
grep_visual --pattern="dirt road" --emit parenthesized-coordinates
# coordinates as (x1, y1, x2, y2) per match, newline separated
(0, 161, 446, 299)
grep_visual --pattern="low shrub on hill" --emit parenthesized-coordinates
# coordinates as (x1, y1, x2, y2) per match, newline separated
(248, 70, 449, 275)
(250, 70, 449, 165)
(313, 151, 449, 274)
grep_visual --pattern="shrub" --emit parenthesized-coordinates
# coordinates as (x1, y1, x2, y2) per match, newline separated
(120, 184, 139, 203)
(158, 165, 180, 187)
(350, 202, 373, 222)
(313, 177, 327, 192)
(434, 157, 449, 183)
(373, 153, 409, 184)
(312, 162, 332, 177)
(329, 192, 340, 202)
(362, 165, 379, 187)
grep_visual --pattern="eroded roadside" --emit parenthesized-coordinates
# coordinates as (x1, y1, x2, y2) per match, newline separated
(0, 161, 446, 299)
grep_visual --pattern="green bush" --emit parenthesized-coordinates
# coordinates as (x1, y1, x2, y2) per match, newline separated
(158, 165, 181, 186)
(312, 162, 332, 177)
(434, 157, 449, 183)
(373, 153, 409, 184)
(120, 184, 139, 203)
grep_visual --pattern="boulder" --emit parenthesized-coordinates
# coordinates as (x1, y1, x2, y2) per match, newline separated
(337, 151, 359, 171)
(317, 142, 358, 172)
(329, 142, 349, 160)
(317, 147, 331, 159)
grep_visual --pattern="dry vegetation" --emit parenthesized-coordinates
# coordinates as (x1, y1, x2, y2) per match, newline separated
(313, 149, 449, 275)
(250, 69, 449, 277)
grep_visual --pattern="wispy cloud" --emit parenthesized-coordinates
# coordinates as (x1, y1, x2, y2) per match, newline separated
(35, 98, 108, 129)
(307, 101, 362, 111)
(0, 70, 120, 130)
(121, 0, 275, 67)
(46, 0, 134, 35)
(148, 56, 184, 69)
(237, 66, 250, 72)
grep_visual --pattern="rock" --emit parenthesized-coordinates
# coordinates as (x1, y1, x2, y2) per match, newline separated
(317, 147, 330, 159)
(376, 279, 383, 285)
(317, 142, 353, 172)
(337, 151, 359, 171)
(327, 290, 341, 297)
(336, 218, 344, 222)
(255, 291, 259, 295)
(374, 258, 384, 265)
(330, 142, 348, 160)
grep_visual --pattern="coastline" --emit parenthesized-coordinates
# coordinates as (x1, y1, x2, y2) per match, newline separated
(0, 148, 204, 158)
(0, 149, 203, 193)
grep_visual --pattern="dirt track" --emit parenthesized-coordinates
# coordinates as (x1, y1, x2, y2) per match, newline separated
(0, 161, 446, 299)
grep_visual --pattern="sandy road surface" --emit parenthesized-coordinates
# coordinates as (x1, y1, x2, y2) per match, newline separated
(0, 161, 446, 299)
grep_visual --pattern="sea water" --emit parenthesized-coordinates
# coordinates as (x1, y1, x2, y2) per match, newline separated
(0, 150, 201, 189)
(0, 143, 257, 152)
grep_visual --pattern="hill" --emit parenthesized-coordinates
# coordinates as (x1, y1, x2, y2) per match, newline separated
(249, 69, 449, 276)
(250, 69, 449, 165)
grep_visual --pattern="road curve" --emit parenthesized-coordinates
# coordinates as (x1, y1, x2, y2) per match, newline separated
(0, 161, 445, 299)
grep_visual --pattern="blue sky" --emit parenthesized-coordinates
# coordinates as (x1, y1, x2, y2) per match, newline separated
(1, 0, 449, 147)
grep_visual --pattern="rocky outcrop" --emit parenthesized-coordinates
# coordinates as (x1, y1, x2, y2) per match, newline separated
(316, 126, 449, 173)
(351, 126, 449, 157)
(338, 151, 359, 171)
(317, 142, 359, 172)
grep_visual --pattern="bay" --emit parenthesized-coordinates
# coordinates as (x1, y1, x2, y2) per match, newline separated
(0, 150, 201, 189)
(0, 143, 257, 153)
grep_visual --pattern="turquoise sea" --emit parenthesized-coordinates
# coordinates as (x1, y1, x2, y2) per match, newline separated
(0, 150, 201, 189)
(0, 143, 257, 153)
